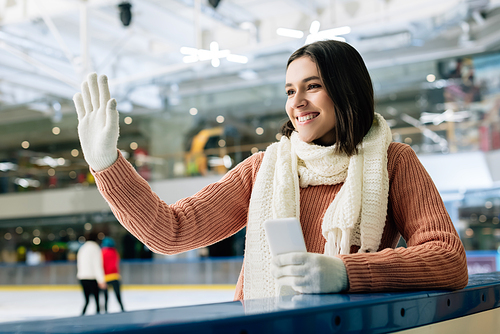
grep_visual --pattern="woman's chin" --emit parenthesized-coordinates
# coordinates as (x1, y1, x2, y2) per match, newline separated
(296, 131, 335, 146)
(297, 133, 315, 143)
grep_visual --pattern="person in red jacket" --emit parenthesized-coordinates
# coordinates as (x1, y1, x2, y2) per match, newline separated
(101, 237, 125, 312)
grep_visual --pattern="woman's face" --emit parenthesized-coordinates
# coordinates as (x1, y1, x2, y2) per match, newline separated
(285, 56, 336, 146)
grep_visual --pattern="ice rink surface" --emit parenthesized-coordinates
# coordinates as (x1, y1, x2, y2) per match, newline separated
(0, 285, 235, 324)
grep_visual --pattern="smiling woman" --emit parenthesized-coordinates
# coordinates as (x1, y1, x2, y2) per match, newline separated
(72, 39, 468, 302)
(281, 41, 374, 154)
(285, 57, 337, 146)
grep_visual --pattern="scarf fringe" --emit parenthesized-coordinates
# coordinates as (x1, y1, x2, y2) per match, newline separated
(325, 229, 351, 256)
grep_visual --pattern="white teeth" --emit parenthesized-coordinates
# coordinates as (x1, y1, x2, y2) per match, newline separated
(297, 114, 318, 122)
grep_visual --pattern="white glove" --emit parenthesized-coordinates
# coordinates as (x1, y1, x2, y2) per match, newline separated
(271, 252, 348, 294)
(73, 73, 119, 172)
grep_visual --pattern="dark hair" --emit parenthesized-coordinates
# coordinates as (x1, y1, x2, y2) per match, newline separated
(281, 40, 374, 156)
(85, 232, 98, 242)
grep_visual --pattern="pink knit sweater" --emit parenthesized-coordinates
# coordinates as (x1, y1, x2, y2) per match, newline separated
(93, 142, 468, 300)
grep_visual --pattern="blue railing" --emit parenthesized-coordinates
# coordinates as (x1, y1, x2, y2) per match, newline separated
(1, 272, 499, 333)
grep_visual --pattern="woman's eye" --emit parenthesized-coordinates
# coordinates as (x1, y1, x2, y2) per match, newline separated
(308, 84, 321, 89)
(286, 90, 295, 96)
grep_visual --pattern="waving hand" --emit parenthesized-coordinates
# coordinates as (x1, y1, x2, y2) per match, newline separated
(73, 73, 119, 172)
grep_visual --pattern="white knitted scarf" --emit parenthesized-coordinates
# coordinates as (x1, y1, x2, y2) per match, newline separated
(243, 113, 392, 299)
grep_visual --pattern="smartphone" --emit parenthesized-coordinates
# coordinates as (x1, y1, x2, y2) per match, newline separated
(264, 217, 307, 256)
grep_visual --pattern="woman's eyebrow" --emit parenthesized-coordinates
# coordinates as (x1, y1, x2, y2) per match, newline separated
(285, 76, 321, 87)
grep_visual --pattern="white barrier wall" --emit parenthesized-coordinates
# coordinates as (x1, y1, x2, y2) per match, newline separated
(418, 150, 495, 192)
(0, 175, 222, 220)
(0, 257, 243, 285)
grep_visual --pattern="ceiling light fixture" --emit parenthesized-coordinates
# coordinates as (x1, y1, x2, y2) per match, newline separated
(118, 2, 132, 27)
(277, 21, 351, 45)
(420, 109, 470, 125)
(208, 0, 222, 9)
(276, 28, 304, 39)
(181, 41, 248, 67)
(14, 178, 40, 188)
(0, 162, 17, 172)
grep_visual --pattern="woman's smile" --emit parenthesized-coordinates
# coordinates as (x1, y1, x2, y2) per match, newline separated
(296, 112, 320, 124)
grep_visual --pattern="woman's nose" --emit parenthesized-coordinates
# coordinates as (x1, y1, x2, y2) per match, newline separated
(291, 93, 307, 109)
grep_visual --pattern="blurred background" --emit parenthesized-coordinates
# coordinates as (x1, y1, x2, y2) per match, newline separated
(1, 0, 500, 321)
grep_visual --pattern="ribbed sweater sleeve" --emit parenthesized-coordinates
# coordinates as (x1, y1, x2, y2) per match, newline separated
(92, 152, 262, 255)
(339, 144, 468, 292)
